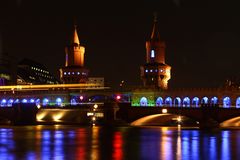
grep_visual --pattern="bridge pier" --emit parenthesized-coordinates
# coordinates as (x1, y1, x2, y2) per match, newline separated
(12, 103, 38, 125)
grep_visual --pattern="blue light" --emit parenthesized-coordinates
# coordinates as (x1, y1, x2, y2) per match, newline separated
(14, 99, 19, 103)
(56, 98, 62, 106)
(22, 99, 27, 103)
(43, 98, 49, 106)
(140, 97, 148, 106)
(165, 97, 172, 106)
(36, 99, 40, 105)
(236, 97, 240, 108)
(211, 97, 218, 105)
(156, 97, 163, 106)
(7, 99, 14, 107)
(202, 97, 208, 104)
(71, 99, 77, 105)
(145, 69, 148, 73)
(183, 97, 190, 107)
(151, 50, 155, 58)
(192, 97, 199, 107)
(1, 99, 6, 104)
(30, 99, 35, 103)
(174, 97, 181, 107)
(223, 97, 231, 108)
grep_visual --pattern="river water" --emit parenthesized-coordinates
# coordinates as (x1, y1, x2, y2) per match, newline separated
(0, 125, 239, 160)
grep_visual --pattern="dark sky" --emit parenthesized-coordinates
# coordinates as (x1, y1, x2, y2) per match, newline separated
(1, 0, 240, 89)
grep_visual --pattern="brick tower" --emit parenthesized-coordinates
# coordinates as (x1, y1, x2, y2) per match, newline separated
(140, 17, 171, 90)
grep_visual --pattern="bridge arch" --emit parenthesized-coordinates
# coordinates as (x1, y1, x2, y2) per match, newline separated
(192, 97, 199, 107)
(156, 97, 163, 106)
(140, 97, 148, 106)
(211, 97, 218, 105)
(0, 99, 7, 107)
(201, 97, 208, 105)
(42, 98, 49, 106)
(183, 97, 190, 107)
(223, 97, 231, 108)
(174, 97, 181, 107)
(164, 97, 172, 107)
(236, 97, 240, 108)
(56, 97, 63, 106)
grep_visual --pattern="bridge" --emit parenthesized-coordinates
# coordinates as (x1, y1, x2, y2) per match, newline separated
(117, 103, 240, 128)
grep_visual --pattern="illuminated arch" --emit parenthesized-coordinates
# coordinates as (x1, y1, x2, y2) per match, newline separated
(201, 97, 208, 104)
(192, 97, 199, 107)
(22, 99, 28, 103)
(7, 99, 14, 107)
(236, 97, 240, 108)
(223, 97, 231, 108)
(42, 98, 49, 106)
(36, 99, 40, 105)
(174, 97, 181, 107)
(156, 97, 163, 107)
(71, 99, 77, 105)
(56, 98, 63, 106)
(183, 97, 190, 107)
(140, 97, 148, 106)
(0, 99, 7, 107)
(30, 98, 35, 103)
(165, 97, 172, 107)
(211, 97, 218, 105)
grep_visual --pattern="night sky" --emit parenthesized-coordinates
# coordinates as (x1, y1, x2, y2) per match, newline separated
(1, 0, 240, 89)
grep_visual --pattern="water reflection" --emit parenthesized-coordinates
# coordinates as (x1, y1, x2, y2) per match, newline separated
(0, 126, 238, 159)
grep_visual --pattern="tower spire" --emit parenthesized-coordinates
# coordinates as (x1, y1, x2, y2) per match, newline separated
(150, 13, 160, 41)
(73, 25, 80, 45)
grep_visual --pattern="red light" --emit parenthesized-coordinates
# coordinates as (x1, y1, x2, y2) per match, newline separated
(116, 95, 121, 100)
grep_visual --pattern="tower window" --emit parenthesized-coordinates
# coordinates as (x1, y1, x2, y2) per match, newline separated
(151, 50, 155, 58)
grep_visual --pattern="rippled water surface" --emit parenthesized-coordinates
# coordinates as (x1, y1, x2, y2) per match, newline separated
(0, 125, 239, 160)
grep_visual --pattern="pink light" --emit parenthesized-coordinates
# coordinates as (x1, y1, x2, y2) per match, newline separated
(116, 95, 121, 100)
(80, 96, 83, 100)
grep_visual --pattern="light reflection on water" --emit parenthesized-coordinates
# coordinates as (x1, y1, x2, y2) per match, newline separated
(0, 126, 239, 159)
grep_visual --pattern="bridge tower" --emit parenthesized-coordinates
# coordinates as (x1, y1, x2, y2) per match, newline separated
(59, 25, 89, 84)
(140, 16, 171, 90)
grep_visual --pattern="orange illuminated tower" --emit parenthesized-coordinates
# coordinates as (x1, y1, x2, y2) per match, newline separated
(59, 25, 89, 84)
(140, 16, 171, 90)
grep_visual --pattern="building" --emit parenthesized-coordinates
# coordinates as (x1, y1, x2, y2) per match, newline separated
(17, 58, 59, 85)
(87, 77, 104, 88)
(140, 17, 171, 90)
(59, 25, 89, 84)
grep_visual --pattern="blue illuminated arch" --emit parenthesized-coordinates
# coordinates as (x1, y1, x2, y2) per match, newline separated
(211, 97, 218, 105)
(236, 97, 240, 108)
(156, 97, 163, 106)
(0, 99, 7, 107)
(30, 98, 35, 103)
(7, 99, 14, 107)
(165, 97, 172, 107)
(183, 97, 190, 107)
(36, 99, 40, 105)
(174, 97, 181, 107)
(223, 97, 231, 108)
(71, 99, 77, 105)
(42, 98, 49, 106)
(201, 97, 208, 104)
(14, 99, 19, 103)
(22, 99, 28, 103)
(192, 97, 199, 107)
(56, 98, 63, 106)
(140, 97, 148, 106)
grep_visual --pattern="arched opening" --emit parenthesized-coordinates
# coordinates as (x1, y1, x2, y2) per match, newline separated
(56, 98, 63, 106)
(211, 97, 218, 106)
(0, 99, 7, 107)
(7, 99, 14, 107)
(223, 97, 231, 108)
(22, 99, 28, 103)
(156, 97, 163, 107)
(174, 97, 181, 107)
(30, 98, 35, 103)
(183, 97, 190, 107)
(140, 97, 148, 106)
(236, 97, 240, 108)
(36, 99, 40, 106)
(71, 99, 77, 105)
(201, 97, 208, 105)
(164, 97, 172, 107)
(192, 97, 199, 107)
(42, 98, 49, 106)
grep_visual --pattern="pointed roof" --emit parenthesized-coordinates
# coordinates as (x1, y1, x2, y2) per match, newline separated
(72, 25, 80, 45)
(150, 15, 160, 41)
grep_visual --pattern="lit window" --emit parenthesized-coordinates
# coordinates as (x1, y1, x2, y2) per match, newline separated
(151, 50, 155, 58)
(145, 69, 148, 73)
(77, 72, 80, 75)
(68, 72, 70, 75)
(150, 70, 153, 72)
